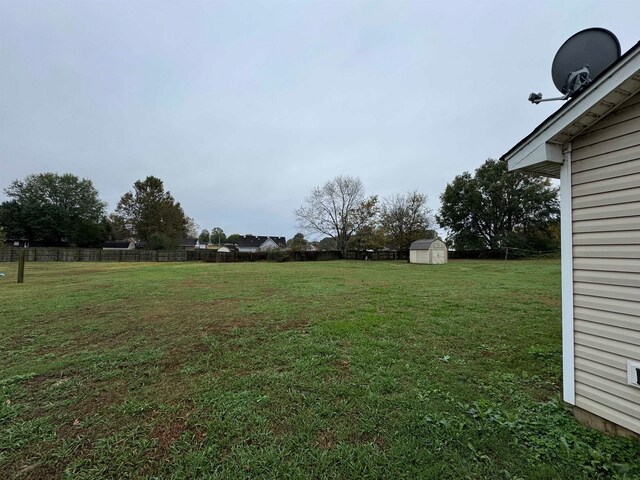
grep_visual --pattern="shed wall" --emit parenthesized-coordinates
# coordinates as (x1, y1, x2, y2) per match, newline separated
(410, 250, 430, 264)
(570, 93, 640, 434)
(430, 243, 448, 264)
(409, 240, 448, 264)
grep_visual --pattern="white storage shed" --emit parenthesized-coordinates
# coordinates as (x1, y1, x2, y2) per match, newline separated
(409, 239, 448, 264)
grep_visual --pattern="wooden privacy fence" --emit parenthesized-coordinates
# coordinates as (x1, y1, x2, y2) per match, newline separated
(0, 248, 413, 263)
(0, 248, 189, 262)
(345, 250, 409, 261)
(0, 247, 345, 263)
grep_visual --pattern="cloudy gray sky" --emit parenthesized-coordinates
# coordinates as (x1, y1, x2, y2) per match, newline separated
(1, 0, 638, 240)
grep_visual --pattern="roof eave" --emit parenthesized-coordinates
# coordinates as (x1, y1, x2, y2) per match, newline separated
(502, 43, 640, 178)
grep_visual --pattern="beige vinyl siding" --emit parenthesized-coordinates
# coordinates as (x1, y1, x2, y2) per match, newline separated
(571, 92, 640, 435)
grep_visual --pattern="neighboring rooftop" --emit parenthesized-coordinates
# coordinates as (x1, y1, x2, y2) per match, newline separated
(237, 235, 286, 249)
(179, 238, 198, 247)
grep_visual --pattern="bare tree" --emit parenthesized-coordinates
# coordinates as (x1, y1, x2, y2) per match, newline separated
(294, 175, 377, 256)
(381, 191, 434, 249)
(185, 217, 199, 238)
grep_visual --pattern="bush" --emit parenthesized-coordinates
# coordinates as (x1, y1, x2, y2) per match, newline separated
(266, 248, 289, 262)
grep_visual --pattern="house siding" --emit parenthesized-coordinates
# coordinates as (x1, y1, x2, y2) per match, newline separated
(570, 93, 640, 435)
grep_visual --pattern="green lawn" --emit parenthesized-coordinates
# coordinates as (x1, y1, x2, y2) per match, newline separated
(0, 259, 638, 479)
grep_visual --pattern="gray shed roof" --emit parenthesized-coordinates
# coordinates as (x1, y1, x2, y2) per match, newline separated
(409, 239, 440, 250)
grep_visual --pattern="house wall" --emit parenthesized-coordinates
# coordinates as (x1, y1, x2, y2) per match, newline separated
(258, 239, 279, 251)
(570, 92, 640, 434)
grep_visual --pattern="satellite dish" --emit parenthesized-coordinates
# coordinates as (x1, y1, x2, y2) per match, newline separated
(528, 28, 621, 104)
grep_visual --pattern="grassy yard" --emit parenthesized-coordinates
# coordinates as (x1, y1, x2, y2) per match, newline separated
(0, 259, 638, 479)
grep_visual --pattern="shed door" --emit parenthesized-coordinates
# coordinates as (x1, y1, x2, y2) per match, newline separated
(431, 248, 445, 264)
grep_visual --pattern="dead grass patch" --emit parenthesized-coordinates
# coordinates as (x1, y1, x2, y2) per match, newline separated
(315, 428, 337, 450)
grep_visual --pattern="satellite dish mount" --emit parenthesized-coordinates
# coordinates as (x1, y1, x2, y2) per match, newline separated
(528, 28, 620, 105)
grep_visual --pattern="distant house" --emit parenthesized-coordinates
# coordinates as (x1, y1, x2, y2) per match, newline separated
(409, 239, 448, 264)
(178, 238, 198, 250)
(5, 239, 29, 248)
(501, 40, 640, 437)
(103, 240, 135, 250)
(237, 235, 286, 253)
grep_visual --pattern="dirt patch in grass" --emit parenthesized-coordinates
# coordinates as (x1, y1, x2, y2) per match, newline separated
(270, 421, 291, 437)
(332, 359, 351, 375)
(275, 318, 311, 331)
(350, 431, 386, 451)
(13, 461, 60, 480)
(22, 372, 125, 421)
(151, 417, 187, 450)
(23, 372, 72, 391)
(315, 428, 337, 450)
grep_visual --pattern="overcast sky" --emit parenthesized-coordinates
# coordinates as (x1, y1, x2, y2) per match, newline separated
(1, 0, 638, 240)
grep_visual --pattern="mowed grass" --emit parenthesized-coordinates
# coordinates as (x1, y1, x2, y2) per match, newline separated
(0, 259, 638, 479)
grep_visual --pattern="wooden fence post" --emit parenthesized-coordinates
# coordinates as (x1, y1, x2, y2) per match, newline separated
(17, 249, 25, 283)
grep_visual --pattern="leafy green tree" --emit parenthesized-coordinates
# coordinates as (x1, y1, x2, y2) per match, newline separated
(0, 201, 23, 241)
(198, 229, 210, 244)
(501, 220, 561, 254)
(113, 176, 188, 249)
(106, 213, 130, 241)
(226, 233, 240, 245)
(147, 233, 176, 250)
(348, 225, 387, 251)
(437, 159, 559, 250)
(0, 173, 107, 246)
(211, 227, 226, 244)
(0, 225, 6, 246)
(381, 191, 434, 249)
(294, 175, 378, 256)
(318, 237, 337, 250)
(286, 232, 308, 251)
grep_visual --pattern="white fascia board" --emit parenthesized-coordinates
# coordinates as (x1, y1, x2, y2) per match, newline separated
(509, 142, 563, 171)
(560, 147, 575, 405)
(506, 47, 640, 172)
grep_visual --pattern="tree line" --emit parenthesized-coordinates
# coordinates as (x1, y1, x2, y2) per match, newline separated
(1, 158, 559, 254)
(0, 174, 197, 249)
(294, 158, 559, 255)
(0, 173, 267, 250)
